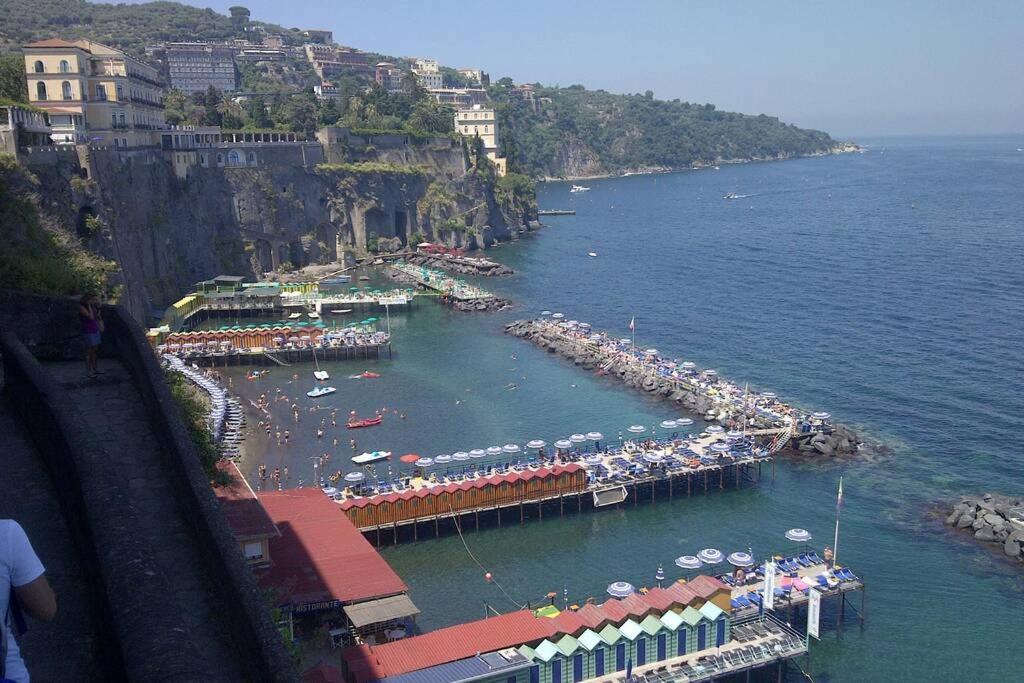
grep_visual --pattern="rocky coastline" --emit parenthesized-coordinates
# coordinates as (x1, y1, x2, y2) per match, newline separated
(505, 319, 859, 457)
(945, 493, 1024, 562)
(402, 253, 514, 277)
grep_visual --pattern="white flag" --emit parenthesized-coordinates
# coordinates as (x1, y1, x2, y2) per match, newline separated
(763, 561, 776, 611)
(628, 317, 635, 331)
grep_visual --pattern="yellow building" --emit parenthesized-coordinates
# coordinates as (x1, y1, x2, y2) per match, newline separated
(24, 38, 165, 147)
(454, 105, 506, 175)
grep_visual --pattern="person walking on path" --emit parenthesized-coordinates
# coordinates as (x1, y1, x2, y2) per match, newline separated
(2, 519, 57, 683)
(77, 295, 104, 379)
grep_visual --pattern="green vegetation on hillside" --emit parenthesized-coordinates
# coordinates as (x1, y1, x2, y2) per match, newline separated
(488, 80, 837, 177)
(0, 153, 116, 296)
(0, 0, 303, 55)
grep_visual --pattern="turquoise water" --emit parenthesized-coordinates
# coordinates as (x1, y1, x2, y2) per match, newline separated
(224, 136, 1024, 681)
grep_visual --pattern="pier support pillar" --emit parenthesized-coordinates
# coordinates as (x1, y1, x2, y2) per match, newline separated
(435, 516, 439, 537)
(669, 477, 673, 499)
(559, 493, 564, 517)
(520, 501, 524, 525)
(476, 510, 480, 531)
(539, 499, 543, 520)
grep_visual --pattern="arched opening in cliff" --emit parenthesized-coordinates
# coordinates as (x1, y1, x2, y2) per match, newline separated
(75, 206, 96, 238)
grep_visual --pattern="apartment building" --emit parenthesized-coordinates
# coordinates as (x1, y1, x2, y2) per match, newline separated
(159, 42, 239, 94)
(454, 104, 506, 175)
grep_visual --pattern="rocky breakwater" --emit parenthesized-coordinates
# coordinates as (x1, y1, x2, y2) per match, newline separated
(945, 493, 1024, 563)
(504, 319, 859, 457)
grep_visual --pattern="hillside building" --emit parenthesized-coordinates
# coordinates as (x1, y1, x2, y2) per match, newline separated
(302, 29, 334, 44)
(410, 57, 443, 89)
(0, 104, 53, 152)
(374, 62, 404, 93)
(157, 42, 239, 94)
(428, 87, 488, 108)
(23, 38, 165, 147)
(454, 104, 506, 175)
(457, 67, 489, 86)
(305, 44, 372, 79)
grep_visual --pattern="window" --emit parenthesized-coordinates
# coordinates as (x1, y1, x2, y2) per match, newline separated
(676, 628, 687, 656)
(657, 633, 667, 661)
(594, 648, 605, 677)
(62, 81, 72, 100)
(227, 149, 243, 166)
(59, 59, 70, 73)
(572, 653, 583, 682)
(246, 152, 255, 164)
(243, 541, 264, 560)
(551, 658, 562, 683)
(33, 60, 44, 73)
(716, 619, 726, 647)
(636, 637, 646, 667)
(111, 113, 117, 127)
(116, 85, 123, 100)
(615, 643, 626, 671)
(95, 84, 107, 101)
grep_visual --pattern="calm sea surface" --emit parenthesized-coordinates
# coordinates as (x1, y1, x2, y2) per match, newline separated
(223, 136, 1024, 681)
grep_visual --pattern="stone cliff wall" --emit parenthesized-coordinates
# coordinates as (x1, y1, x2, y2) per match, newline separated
(19, 136, 535, 322)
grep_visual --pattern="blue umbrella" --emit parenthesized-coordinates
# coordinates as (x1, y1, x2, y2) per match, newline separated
(675, 555, 702, 570)
(698, 548, 724, 565)
(607, 581, 636, 598)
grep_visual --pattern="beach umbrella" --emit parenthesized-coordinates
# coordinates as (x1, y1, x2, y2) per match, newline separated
(660, 420, 678, 429)
(645, 348, 658, 356)
(619, 338, 632, 345)
(584, 454, 603, 465)
(698, 548, 724, 565)
(710, 442, 731, 454)
(570, 433, 587, 444)
(627, 425, 646, 434)
(452, 452, 471, 461)
(434, 454, 452, 464)
(552, 312, 565, 319)
(681, 361, 696, 370)
(761, 392, 777, 400)
(643, 452, 664, 464)
(502, 444, 521, 453)
(469, 449, 487, 459)
(586, 432, 604, 442)
(726, 430, 744, 440)
(554, 439, 572, 450)
(728, 552, 754, 568)
(526, 440, 546, 449)
(344, 472, 365, 483)
(676, 418, 694, 427)
(785, 528, 812, 543)
(812, 411, 831, 420)
(415, 457, 434, 467)
(706, 425, 725, 434)
(399, 454, 420, 464)
(540, 310, 552, 316)
(606, 581, 636, 598)
(486, 446, 503, 456)
(675, 556, 702, 570)
(322, 486, 339, 497)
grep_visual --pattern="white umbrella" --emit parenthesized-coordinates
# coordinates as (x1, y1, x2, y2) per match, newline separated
(469, 449, 487, 459)
(812, 411, 831, 420)
(526, 440, 546, 449)
(486, 446, 503, 456)
(607, 581, 636, 598)
(584, 454, 604, 465)
(322, 486, 339, 497)
(675, 556, 702, 570)
(415, 457, 434, 467)
(586, 432, 604, 441)
(726, 430, 744, 440)
(627, 425, 646, 434)
(502, 444, 521, 453)
(552, 313, 565, 319)
(660, 420, 678, 429)
(761, 392, 777, 400)
(619, 338, 632, 345)
(728, 552, 754, 567)
(706, 425, 725, 434)
(344, 472, 365, 483)
(645, 348, 658, 355)
(570, 434, 587, 444)
(452, 452, 471, 461)
(541, 310, 552, 316)
(676, 418, 694, 427)
(643, 452, 664, 464)
(710, 442, 731, 453)
(785, 528, 812, 543)
(434, 454, 452, 464)
(554, 439, 573, 450)
(698, 548, 724, 564)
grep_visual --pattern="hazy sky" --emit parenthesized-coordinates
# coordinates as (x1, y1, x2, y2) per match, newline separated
(140, 0, 1022, 137)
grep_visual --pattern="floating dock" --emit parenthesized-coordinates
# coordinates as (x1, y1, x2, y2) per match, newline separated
(389, 261, 495, 301)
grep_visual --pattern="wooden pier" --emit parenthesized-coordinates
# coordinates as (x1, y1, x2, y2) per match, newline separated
(174, 342, 391, 367)
(389, 261, 496, 301)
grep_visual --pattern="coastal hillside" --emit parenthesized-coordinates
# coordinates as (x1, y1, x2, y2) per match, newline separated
(489, 82, 844, 178)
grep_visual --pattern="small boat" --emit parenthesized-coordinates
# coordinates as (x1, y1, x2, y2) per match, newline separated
(330, 309, 352, 314)
(347, 415, 383, 429)
(308, 311, 320, 319)
(307, 386, 337, 398)
(359, 275, 370, 281)
(723, 192, 740, 200)
(588, 252, 598, 258)
(713, 166, 720, 170)
(360, 371, 381, 379)
(314, 370, 330, 381)
(321, 275, 352, 284)
(570, 185, 591, 193)
(352, 450, 391, 464)
(288, 312, 302, 319)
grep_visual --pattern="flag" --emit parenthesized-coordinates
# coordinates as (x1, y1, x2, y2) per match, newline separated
(628, 317, 635, 331)
(837, 477, 844, 509)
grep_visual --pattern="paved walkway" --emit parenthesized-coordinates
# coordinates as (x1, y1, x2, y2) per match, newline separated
(0, 375, 103, 681)
(44, 360, 248, 679)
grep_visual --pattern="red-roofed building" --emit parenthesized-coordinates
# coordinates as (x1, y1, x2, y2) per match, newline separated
(213, 460, 278, 565)
(342, 610, 555, 682)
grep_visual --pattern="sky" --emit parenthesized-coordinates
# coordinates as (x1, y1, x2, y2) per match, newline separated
(134, 0, 1022, 137)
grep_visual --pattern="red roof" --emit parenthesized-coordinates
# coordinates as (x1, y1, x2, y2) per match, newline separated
(575, 603, 608, 629)
(212, 461, 278, 540)
(342, 610, 555, 681)
(686, 574, 728, 599)
(550, 609, 586, 636)
(256, 489, 406, 606)
(25, 38, 82, 49)
(302, 660, 344, 683)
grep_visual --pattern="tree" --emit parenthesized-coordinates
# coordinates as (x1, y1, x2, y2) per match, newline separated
(243, 96, 272, 128)
(0, 53, 27, 103)
(217, 96, 244, 129)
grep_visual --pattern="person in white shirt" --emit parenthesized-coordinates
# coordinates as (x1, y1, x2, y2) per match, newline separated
(2, 520, 56, 683)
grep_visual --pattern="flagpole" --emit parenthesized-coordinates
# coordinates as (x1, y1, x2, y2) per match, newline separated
(833, 476, 843, 565)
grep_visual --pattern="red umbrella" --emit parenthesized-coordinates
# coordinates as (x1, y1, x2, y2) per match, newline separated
(399, 454, 420, 464)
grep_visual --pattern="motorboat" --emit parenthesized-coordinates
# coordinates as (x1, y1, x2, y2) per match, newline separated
(308, 311, 320, 319)
(347, 415, 383, 429)
(288, 312, 302, 319)
(360, 371, 381, 378)
(352, 450, 391, 464)
(723, 192, 741, 200)
(307, 386, 337, 398)
(588, 252, 598, 258)
(570, 185, 591, 193)
(330, 309, 352, 314)
(314, 370, 330, 381)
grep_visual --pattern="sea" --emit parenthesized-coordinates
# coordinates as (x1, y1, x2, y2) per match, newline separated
(218, 136, 1024, 681)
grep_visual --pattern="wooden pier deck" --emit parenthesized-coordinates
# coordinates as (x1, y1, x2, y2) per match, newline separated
(170, 342, 391, 367)
(389, 261, 496, 301)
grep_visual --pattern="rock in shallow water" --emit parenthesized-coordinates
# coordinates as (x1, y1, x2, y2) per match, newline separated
(975, 526, 996, 542)
(1004, 540, 1021, 558)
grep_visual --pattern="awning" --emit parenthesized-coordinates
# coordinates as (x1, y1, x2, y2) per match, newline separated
(343, 594, 420, 628)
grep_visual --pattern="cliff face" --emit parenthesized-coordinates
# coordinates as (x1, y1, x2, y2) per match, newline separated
(18, 136, 536, 321)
